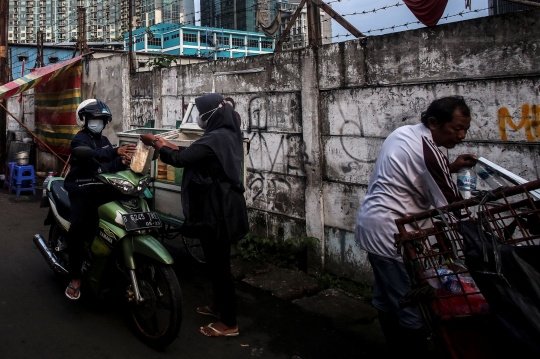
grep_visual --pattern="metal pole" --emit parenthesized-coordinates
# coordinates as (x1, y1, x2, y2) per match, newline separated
(307, 0, 321, 46)
(311, 0, 364, 38)
(128, 0, 134, 74)
(0, 0, 8, 173)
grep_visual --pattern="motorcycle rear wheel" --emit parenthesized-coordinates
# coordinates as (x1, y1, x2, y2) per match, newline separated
(129, 256, 183, 348)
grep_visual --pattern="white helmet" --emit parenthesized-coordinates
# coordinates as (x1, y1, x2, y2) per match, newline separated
(76, 99, 112, 128)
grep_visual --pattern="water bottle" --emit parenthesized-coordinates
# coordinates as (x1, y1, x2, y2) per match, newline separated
(456, 167, 477, 199)
(42, 171, 54, 197)
(473, 163, 507, 190)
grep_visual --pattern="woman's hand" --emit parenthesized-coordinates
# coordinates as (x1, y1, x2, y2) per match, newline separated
(117, 144, 136, 157)
(140, 134, 157, 146)
(449, 154, 478, 173)
(140, 134, 180, 151)
(122, 156, 132, 166)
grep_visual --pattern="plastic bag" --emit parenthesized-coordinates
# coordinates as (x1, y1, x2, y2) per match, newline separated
(424, 268, 490, 315)
(460, 220, 540, 354)
(130, 140, 154, 174)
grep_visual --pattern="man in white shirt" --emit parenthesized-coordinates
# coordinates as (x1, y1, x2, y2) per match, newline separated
(355, 96, 477, 353)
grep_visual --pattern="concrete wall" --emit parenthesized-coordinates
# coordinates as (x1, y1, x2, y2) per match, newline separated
(7, 9, 539, 281)
(133, 9, 540, 282)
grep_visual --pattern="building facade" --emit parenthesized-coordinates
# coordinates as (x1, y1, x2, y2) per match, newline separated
(124, 23, 274, 60)
(201, 0, 280, 33)
(137, 0, 195, 28)
(488, 0, 540, 15)
(8, 0, 195, 44)
(278, 0, 332, 50)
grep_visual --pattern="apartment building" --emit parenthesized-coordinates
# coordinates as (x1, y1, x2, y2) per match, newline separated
(201, 0, 280, 33)
(125, 22, 274, 60)
(488, 0, 540, 15)
(8, 0, 194, 44)
(278, 0, 332, 50)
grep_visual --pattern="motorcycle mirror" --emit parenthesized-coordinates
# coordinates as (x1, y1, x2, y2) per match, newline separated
(72, 146, 93, 161)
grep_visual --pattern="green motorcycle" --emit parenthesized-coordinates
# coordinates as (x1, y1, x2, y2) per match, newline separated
(33, 147, 182, 348)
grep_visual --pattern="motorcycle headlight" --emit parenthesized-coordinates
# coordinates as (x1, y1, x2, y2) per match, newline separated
(137, 177, 150, 192)
(108, 178, 137, 195)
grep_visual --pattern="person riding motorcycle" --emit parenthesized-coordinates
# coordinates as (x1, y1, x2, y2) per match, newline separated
(64, 99, 136, 300)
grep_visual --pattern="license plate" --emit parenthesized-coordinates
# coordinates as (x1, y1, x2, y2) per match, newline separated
(121, 212, 162, 231)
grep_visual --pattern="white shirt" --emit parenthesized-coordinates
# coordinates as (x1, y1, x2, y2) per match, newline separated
(355, 124, 461, 260)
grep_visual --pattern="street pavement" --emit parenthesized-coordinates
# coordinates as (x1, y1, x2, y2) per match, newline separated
(0, 185, 388, 359)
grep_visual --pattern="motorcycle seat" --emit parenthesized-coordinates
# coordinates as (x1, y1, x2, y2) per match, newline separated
(50, 180, 71, 220)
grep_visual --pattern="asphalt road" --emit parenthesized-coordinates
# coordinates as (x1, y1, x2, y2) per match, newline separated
(0, 189, 384, 359)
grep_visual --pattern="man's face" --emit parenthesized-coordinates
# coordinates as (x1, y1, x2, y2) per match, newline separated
(429, 110, 471, 148)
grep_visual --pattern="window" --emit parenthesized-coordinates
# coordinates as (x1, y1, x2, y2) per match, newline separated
(18, 54, 29, 61)
(248, 39, 258, 48)
(261, 40, 273, 49)
(232, 37, 244, 47)
(48, 56, 58, 63)
(217, 36, 229, 45)
(172, 33, 179, 39)
(183, 33, 196, 43)
(148, 38, 162, 46)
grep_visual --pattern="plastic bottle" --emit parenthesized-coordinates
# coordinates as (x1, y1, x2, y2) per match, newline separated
(438, 268, 461, 293)
(473, 163, 507, 190)
(42, 171, 54, 197)
(456, 167, 477, 199)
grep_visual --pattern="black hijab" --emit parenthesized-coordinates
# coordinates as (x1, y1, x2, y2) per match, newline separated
(193, 93, 243, 185)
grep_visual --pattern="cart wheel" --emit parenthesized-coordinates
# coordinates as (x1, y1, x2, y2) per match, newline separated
(181, 234, 206, 264)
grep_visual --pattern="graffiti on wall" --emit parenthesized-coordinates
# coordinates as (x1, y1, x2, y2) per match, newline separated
(498, 104, 540, 142)
(245, 93, 307, 218)
(246, 93, 306, 176)
(246, 170, 306, 218)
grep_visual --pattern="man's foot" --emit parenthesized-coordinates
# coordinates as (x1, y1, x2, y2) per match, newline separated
(199, 322, 239, 337)
(65, 278, 81, 300)
(195, 305, 221, 319)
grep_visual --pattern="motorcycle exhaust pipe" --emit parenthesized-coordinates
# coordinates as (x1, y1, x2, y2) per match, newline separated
(33, 234, 69, 276)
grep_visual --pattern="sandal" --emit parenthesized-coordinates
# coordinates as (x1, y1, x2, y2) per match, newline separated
(199, 323, 239, 337)
(65, 282, 81, 301)
(195, 305, 221, 319)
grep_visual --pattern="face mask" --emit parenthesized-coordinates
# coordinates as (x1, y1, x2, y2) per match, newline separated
(196, 101, 227, 130)
(87, 119, 104, 134)
(197, 115, 209, 129)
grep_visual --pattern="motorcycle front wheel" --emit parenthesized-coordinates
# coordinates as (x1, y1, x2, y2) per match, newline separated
(129, 256, 183, 348)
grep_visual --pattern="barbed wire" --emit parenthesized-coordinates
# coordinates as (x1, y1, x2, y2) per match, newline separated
(321, 2, 404, 23)
(362, 5, 489, 35)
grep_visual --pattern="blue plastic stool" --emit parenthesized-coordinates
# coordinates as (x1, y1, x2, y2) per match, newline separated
(4, 162, 17, 191)
(10, 164, 36, 196)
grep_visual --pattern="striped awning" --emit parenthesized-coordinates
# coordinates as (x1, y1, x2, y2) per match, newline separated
(0, 55, 83, 100)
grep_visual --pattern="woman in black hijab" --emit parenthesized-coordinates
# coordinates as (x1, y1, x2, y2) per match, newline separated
(141, 93, 248, 337)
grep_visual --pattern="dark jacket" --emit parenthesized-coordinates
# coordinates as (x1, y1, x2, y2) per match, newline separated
(64, 129, 126, 194)
(159, 144, 249, 242)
